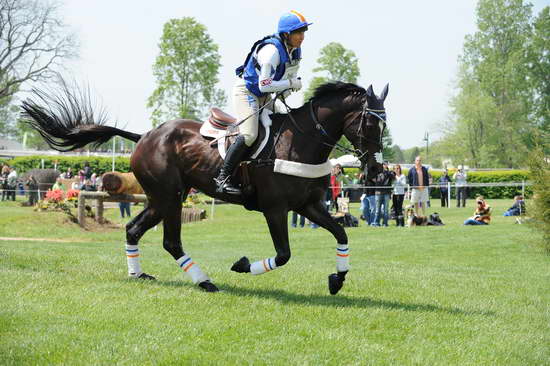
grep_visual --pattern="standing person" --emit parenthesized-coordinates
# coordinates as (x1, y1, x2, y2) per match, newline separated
(119, 201, 131, 218)
(359, 170, 375, 225)
(83, 161, 92, 180)
(453, 165, 468, 207)
(330, 164, 344, 212)
(26, 175, 39, 205)
(214, 11, 311, 195)
(464, 196, 491, 225)
(291, 212, 305, 228)
(0, 165, 9, 201)
(392, 164, 407, 227)
(439, 169, 451, 208)
(372, 162, 395, 227)
(7, 167, 17, 201)
(407, 156, 430, 216)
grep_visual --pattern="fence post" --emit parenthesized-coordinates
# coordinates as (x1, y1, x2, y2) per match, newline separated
(96, 198, 104, 223)
(447, 182, 451, 208)
(78, 192, 86, 227)
(522, 180, 525, 197)
(210, 198, 215, 220)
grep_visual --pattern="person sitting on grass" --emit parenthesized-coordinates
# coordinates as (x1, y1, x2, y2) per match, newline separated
(503, 195, 526, 217)
(464, 196, 491, 225)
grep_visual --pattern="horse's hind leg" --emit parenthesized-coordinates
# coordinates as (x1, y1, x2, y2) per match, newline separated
(161, 200, 219, 292)
(297, 201, 349, 295)
(124, 205, 162, 279)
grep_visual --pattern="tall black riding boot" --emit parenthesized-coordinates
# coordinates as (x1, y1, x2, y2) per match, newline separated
(214, 135, 248, 195)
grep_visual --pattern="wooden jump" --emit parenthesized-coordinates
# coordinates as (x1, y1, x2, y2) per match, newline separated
(77, 191, 147, 227)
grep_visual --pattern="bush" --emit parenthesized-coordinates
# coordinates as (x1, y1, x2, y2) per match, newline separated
(4, 156, 131, 175)
(527, 149, 550, 253)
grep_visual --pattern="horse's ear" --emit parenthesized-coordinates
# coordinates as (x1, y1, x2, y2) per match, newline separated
(380, 83, 389, 101)
(366, 85, 374, 97)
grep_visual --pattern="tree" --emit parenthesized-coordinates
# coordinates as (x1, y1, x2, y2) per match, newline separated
(0, 0, 77, 99)
(382, 127, 394, 162)
(526, 6, 550, 149)
(147, 18, 226, 127)
(0, 0, 76, 139)
(444, 0, 535, 168)
(392, 145, 405, 163)
(313, 42, 360, 83)
(303, 42, 360, 102)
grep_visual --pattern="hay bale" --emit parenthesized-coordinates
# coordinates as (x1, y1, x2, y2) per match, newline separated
(102, 172, 144, 194)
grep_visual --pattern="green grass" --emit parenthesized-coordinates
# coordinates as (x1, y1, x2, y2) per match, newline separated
(0, 197, 548, 365)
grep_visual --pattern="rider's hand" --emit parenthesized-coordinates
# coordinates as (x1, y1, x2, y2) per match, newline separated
(289, 78, 302, 92)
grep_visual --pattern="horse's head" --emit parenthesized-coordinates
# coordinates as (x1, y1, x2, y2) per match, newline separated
(343, 83, 388, 181)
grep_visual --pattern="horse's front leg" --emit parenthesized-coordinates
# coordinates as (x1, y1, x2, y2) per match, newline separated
(298, 201, 349, 295)
(231, 209, 290, 275)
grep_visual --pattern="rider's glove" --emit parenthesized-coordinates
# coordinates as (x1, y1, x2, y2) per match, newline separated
(289, 78, 302, 92)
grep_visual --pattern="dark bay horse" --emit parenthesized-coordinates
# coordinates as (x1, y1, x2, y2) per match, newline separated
(22, 81, 389, 295)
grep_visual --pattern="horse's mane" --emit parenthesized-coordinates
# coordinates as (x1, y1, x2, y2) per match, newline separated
(310, 81, 366, 102)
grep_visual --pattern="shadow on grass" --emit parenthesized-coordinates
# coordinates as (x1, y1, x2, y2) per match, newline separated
(151, 280, 494, 317)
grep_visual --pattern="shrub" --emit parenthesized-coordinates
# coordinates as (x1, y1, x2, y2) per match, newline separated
(527, 149, 550, 253)
(5, 156, 131, 175)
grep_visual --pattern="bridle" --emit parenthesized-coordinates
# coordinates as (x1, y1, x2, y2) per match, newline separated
(280, 94, 387, 162)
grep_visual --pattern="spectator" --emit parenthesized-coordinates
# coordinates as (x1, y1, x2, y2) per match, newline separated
(63, 167, 74, 179)
(1, 165, 9, 201)
(464, 196, 491, 225)
(372, 161, 395, 227)
(392, 164, 406, 227)
(330, 164, 345, 212)
(83, 162, 92, 180)
(439, 169, 451, 208)
(359, 171, 375, 225)
(453, 165, 468, 207)
(407, 156, 430, 216)
(52, 177, 66, 191)
(291, 212, 305, 228)
(503, 195, 526, 216)
(119, 201, 131, 218)
(26, 175, 39, 205)
(83, 178, 97, 192)
(7, 167, 17, 201)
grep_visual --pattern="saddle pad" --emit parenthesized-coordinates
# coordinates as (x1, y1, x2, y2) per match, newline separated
(273, 159, 332, 178)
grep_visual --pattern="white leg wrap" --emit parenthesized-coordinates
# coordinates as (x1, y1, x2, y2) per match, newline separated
(176, 255, 209, 284)
(336, 244, 350, 272)
(125, 244, 142, 277)
(250, 257, 277, 275)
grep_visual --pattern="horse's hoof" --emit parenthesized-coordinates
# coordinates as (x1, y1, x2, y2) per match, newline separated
(328, 273, 344, 295)
(198, 280, 219, 292)
(137, 273, 156, 280)
(231, 256, 251, 273)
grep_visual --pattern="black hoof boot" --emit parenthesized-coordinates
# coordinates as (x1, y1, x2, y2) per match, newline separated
(198, 280, 219, 292)
(328, 271, 347, 295)
(137, 273, 156, 280)
(231, 256, 251, 273)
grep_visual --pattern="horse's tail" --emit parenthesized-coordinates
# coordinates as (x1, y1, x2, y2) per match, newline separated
(21, 82, 142, 152)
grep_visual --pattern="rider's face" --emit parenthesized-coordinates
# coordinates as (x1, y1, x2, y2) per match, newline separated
(287, 31, 305, 48)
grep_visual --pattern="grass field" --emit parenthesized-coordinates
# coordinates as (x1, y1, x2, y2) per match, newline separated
(0, 197, 548, 365)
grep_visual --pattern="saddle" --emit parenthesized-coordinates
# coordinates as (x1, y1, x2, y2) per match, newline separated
(199, 107, 273, 161)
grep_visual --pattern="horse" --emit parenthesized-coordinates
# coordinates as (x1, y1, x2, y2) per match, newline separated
(21, 81, 389, 295)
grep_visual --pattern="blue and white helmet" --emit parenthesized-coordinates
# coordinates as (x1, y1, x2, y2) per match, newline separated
(277, 10, 312, 34)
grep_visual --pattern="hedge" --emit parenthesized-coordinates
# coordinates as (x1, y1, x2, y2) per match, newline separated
(2, 156, 531, 199)
(3, 156, 131, 175)
(340, 167, 531, 199)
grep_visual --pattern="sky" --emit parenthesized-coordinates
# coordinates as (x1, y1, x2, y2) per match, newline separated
(58, 0, 546, 149)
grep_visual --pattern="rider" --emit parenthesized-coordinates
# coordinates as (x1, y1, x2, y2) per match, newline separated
(214, 10, 312, 195)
